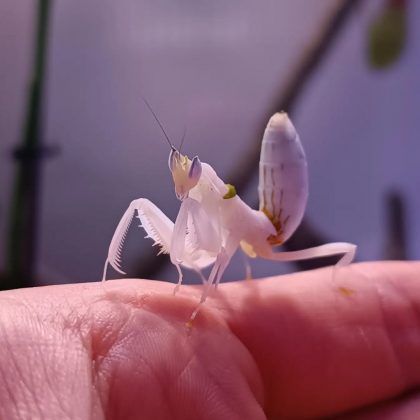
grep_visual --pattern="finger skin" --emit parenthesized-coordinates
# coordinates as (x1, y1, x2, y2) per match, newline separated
(0, 279, 264, 420)
(222, 261, 420, 418)
(0, 261, 419, 419)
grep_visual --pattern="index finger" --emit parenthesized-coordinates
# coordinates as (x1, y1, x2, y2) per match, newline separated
(219, 261, 420, 418)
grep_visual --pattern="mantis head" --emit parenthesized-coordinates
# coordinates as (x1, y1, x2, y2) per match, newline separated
(168, 147, 202, 200)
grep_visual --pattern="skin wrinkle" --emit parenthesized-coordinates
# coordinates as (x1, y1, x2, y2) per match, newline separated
(93, 294, 176, 418)
(88, 299, 135, 418)
(190, 342, 248, 418)
(109, 338, 172, 419)
(355, 325, 374, 354)
(328, 267, 405, 396)
(377, 279, 420, 389)
(0, 346, 19, 419)
(326, 305, 397, 410)
(184, 335, 264, 420)
(214, 279, 286, 413)
(185, 330, 244, 418)
(91, 365, 107, 420)
(0, 303, 43, 419)
(202, 308, 265, 412)
(385, 272, 420, 381)
(25, 288, 105, 419)
(59, 298, 105, 420)
(173, 352, 197, 395)
(338, 389, 420, 419)
(223, 278, 305, 409)
(84, 333, 102, 420)
(55, 305, 100, 419)
(227, 325, 266, 413)
(97, 286, 264, 419)
(378, 270, 420, 389)
(34, 303, 91, 419)
(372, 275, 409, 392)
(138, 306, 220, 413)
(190, 301, 265, 418)
(330, 268, 386, 344)
(33, 310, 72, 419)
(131, 322, 191, 418)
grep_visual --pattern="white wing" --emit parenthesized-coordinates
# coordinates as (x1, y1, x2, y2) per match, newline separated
(258, 113, 308, 244)
(171, 197, 219, 270)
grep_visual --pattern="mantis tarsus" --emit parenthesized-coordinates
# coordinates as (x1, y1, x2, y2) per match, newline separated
(103, 109, 356, 321)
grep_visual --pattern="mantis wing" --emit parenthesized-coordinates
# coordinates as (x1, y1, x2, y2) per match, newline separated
(259, 114, 308, 244)
(171, 197, 221, 269)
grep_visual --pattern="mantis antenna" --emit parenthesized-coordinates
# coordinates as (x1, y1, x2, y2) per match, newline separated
(141, 97, 175, 150)
(179, 126, 187, 154)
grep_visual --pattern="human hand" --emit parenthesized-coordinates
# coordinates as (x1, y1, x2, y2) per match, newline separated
(0, 262, 419, 419)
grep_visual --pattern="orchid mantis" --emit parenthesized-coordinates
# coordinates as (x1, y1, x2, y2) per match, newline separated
(103, 110, 356, 320)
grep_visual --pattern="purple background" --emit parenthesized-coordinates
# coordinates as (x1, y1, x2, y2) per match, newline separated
(0, 0, 419, 285)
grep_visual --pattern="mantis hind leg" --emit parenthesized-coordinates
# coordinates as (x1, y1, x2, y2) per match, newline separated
(262, 242, 357, 265)
(173, 265, 206, 296)
(189, 242, 237, 323)
(189, 249, 230, 323)
(173, 263, 184, 295)
(241, 252, 253, 280)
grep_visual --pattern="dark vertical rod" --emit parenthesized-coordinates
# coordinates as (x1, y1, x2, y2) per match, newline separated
(5, 0, 52, 289)
(383, 191, 407, 260)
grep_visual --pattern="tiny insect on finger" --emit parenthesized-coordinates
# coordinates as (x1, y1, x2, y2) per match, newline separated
(102, 107, 357, 324)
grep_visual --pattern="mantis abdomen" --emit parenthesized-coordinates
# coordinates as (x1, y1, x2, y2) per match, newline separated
(258, 113, 308, 245)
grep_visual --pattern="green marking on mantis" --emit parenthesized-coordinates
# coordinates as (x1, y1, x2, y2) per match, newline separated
(223, 184, 237, 199)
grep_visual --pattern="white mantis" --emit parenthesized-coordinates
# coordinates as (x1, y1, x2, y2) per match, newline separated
(103, 107, 356, 320)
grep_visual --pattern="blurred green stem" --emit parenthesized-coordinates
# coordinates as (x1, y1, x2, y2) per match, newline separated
(5, 0, 52, 288)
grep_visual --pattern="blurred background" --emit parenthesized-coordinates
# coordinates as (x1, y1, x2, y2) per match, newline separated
(0, 0, 418, 289)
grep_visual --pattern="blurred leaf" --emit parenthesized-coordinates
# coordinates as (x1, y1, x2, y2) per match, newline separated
(368, 4, 407, 69)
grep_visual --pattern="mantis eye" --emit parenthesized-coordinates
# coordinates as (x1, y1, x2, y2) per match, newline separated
(188, 156, 202, 181)
(168, 148, 179, 171)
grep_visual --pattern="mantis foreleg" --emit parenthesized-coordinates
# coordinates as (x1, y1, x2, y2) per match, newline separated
(103, 198, 174, 281)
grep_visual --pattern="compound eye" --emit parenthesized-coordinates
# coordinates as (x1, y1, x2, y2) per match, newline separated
(188, 156, 202, 181)
(168, 148, 179, 171)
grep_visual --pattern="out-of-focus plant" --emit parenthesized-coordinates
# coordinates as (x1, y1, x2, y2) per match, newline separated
(3, 0, 53, 289)
(368, 0, 407, 69)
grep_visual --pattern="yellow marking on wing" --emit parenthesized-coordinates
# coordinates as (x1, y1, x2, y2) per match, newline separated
(240, 241, 257, 258)
(261, 207, 285, 246)
(260, 167, 289, 246)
